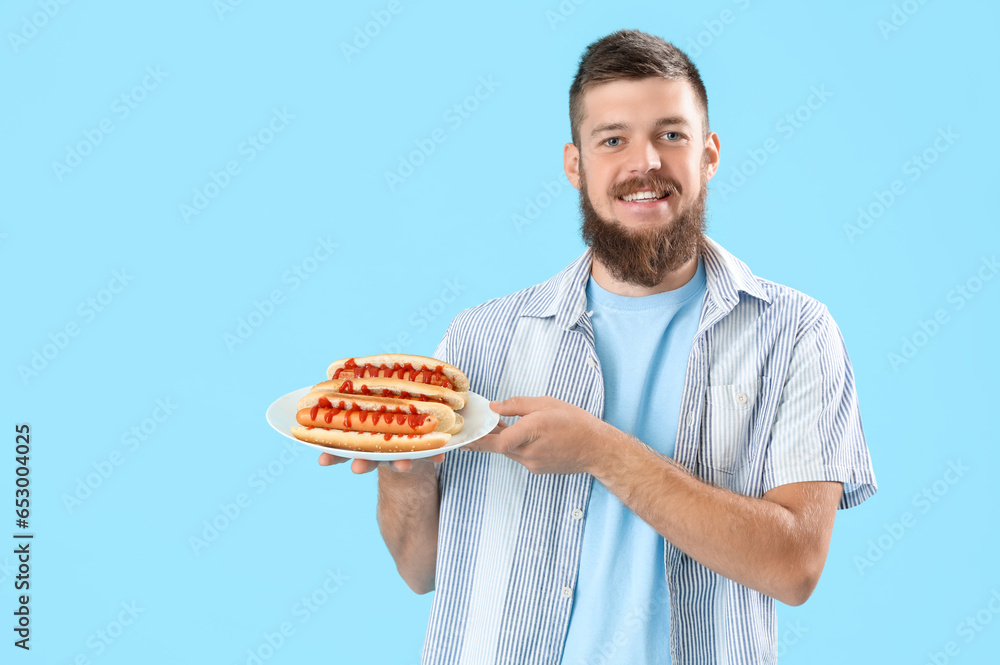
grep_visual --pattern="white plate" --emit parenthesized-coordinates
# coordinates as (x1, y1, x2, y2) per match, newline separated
(265, 387, 498, 461)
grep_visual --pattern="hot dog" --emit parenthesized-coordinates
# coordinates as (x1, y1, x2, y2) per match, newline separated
(296, 404, 438, 435)
(312, 376, 468, 410)
(289, 356, 470, 453)
(295, 393, 457, 433)
(291, 395, 453, 452)
(326, 354, 470, 393)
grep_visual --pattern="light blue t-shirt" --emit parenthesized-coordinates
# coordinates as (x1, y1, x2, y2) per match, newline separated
(560, 257, 707, 665)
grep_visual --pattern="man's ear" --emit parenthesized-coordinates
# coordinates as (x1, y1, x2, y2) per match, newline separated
(563, 142, 581, 190)
(703, 131, 721, 182)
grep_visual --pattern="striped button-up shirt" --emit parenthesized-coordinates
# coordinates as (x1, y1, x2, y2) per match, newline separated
(422, 236, 877, 665)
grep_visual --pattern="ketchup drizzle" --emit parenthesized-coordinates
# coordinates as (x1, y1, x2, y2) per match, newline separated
(307, 398, 429, 432)
(332, 358, 453, 389)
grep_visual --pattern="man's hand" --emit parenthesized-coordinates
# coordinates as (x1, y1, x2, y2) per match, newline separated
(318, 453, 445, 474)
(467, 396, 614, 475)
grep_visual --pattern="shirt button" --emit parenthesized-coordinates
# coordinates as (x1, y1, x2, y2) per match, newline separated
(686, 411, 696, 427)
(571, 508, 584, 520)
(561, 586, 573, 599)
(736, 392, 748, 405)
(586, 357, 598, 369)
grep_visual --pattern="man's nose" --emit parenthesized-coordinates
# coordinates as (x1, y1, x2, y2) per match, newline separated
(626, 140, 661, 173)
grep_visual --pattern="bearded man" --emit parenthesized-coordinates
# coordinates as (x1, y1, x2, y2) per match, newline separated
(320, 29, 877, 665)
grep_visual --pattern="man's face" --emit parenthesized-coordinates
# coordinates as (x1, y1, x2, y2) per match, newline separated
(564, 77, 720, 287)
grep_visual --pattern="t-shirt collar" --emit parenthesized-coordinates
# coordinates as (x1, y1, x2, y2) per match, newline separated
(519, 235, 772, 331)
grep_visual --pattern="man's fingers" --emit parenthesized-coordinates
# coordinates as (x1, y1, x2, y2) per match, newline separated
(467, 423, 525, 454)
(318, 453, 375, 473)
(463, 417, 510, 451)
(393, 453, 446, 471)
(320, 453, 446, 473)
(351, 459, 379, 474)
(473, 420, 508, 446)
(465, 435, 491, 453)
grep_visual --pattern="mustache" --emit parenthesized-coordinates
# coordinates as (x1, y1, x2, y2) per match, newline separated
(580, 174, 707, 288)
(608, 174, 681, 200)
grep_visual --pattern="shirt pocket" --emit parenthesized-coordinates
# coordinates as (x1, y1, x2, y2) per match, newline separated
(697, 379, 762, 486)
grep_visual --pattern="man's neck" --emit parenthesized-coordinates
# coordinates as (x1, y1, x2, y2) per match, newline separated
(590, 253, 700, 297)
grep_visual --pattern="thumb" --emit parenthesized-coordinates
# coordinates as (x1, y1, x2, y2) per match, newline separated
(490, 395, 544, 417)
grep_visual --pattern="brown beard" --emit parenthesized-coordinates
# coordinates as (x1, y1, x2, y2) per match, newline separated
(580, 166, 708, 288)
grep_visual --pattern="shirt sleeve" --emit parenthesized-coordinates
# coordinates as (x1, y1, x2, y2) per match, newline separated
(761, 306, 877, 509)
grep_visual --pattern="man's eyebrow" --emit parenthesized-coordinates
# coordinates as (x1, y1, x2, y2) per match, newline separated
(590, 121, 628, 136)
(590, 116, 692, 137)
(653, 116, 692, 129)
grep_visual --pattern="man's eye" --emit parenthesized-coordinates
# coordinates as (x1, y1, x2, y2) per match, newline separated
(603, 137, 622, 147)
(664, 132, 681, 141)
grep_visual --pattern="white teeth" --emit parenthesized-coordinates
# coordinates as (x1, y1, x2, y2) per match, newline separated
(621, 191, 663, 202)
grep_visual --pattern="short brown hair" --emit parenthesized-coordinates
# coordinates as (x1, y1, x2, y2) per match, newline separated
(569, 30, 709, 146)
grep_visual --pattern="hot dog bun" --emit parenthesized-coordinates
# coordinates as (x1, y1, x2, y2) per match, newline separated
(312, 376, 467, 410)
(296, 392, 456, 433)
(446, 413, 464, 435)
(291, 426, 451, 453)
(326, 354, 470, 392)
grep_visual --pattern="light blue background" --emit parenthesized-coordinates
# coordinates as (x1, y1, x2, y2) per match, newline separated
(3, 0, 998, 663)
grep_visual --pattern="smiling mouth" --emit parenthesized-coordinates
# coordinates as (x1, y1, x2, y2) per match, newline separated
(618, 190, 670, 203)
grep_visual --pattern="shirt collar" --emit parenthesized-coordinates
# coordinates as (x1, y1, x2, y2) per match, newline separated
(519, 235, 772, 330)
